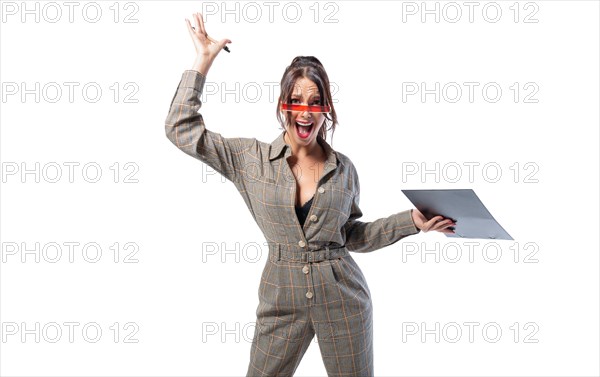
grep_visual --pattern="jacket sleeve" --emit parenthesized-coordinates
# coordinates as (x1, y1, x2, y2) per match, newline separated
(165, 70, 255, 183)
(342, 164, 420, 253)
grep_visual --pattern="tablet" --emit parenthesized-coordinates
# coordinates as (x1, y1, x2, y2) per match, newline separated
(401, 189, 513, 240)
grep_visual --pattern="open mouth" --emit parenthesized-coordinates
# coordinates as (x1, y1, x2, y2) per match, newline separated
(295, 121, 313, 139)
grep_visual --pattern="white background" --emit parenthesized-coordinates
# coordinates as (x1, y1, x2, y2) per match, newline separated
(1, 0, 598, 376)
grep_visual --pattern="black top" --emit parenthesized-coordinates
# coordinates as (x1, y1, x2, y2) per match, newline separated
(294, 196, 314, 228)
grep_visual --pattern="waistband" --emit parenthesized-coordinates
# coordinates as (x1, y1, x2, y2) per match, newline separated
(268, 243, 348, 263)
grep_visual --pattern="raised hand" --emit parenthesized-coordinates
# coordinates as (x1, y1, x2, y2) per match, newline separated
(185, 12, 232, 75)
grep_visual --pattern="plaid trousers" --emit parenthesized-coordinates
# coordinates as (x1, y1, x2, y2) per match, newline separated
(246, 243, 375, 376)
(165, 70, 420, 376)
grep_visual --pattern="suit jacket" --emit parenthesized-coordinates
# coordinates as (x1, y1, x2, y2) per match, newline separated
(165, 70, 419, 253)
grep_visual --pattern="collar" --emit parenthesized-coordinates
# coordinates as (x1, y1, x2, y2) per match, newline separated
(268, 130, 341, 170)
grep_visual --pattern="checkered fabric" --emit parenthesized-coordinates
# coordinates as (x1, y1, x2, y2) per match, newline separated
(165, 70, 420, 376)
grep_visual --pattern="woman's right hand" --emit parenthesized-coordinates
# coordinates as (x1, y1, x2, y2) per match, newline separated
(185, 12, 231, 69)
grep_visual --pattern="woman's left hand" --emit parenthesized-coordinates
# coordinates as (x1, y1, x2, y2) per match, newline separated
(411, 208, 456, 234)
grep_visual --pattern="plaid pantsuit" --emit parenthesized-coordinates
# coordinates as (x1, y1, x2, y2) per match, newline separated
(165, 70, 420, 376)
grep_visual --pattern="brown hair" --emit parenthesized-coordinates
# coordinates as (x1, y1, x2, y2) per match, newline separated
(276, 56, 338, 145)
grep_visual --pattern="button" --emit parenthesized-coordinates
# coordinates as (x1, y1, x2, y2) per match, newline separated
(302, 266, 309, 274)
(298, 240, 306, 247)
(318, 187, 325, 193)
(309, 214, 318, 222)
(306, 291, 313, 299)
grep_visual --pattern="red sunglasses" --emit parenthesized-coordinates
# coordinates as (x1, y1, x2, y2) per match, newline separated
(280, 103, 331, 113)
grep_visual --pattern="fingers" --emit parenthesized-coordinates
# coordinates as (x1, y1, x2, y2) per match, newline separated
(206, 35, 220, 44)
(431, 219, 455, 231)
(207, 35, 232, 45)
(439, 228, 455, 234)
(185, 18, 195, 37)
(422, 215, 444, 231)
(421, 216, 456, 233)
(188, 12, 231, 53)
(195, 12, 207, 37)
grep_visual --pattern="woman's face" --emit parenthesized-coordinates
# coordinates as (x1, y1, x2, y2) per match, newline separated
(284, 77, 326, 147)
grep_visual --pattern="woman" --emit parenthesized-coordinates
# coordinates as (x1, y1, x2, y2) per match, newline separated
(165, 12, 456, 377)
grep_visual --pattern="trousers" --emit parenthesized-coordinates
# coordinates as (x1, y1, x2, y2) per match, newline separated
(246, 243, 374, 377)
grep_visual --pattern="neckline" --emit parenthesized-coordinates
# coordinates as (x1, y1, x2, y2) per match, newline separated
(296, 195, 315, 209)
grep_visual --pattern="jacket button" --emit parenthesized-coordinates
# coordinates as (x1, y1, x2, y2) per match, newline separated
(302, 265, 309, 274)
(309, 214, 318, 222)
(306, 291, 313, 299)
(298, 240, 306, 247)
(318, 187, 325, 193)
